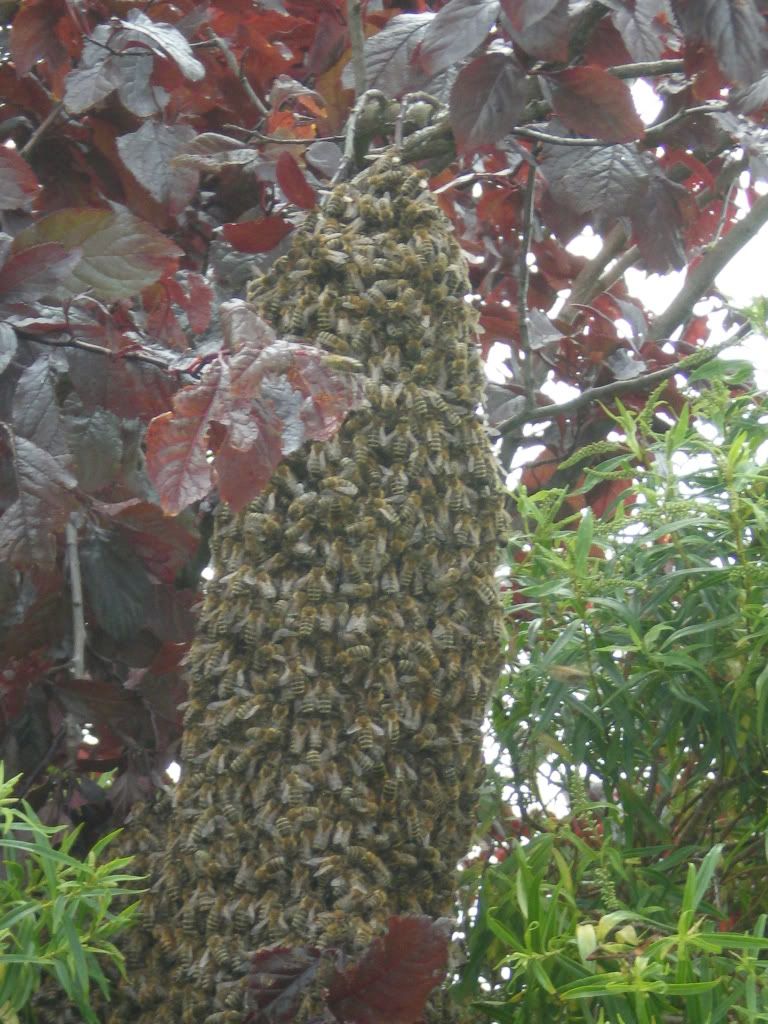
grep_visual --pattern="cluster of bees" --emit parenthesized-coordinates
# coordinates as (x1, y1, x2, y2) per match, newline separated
(100, 155, 510, 1024)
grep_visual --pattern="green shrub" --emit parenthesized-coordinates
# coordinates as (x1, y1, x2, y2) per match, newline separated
(457, 383, 768, 1023)
(0, 765, 142, 1023)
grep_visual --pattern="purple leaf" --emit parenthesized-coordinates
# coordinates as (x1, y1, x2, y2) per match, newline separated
(540, 137, 650, 223)
(605, 347, 647, 379)
(12, 353, 70, 463)
(414, 0, 500, 77)
(0, 323, 16, 376)
(305, 140, 343, 179)
(449, 51, 529, 151)
(671, 0, 768, 86)
(500, 0, 570, 60)
(64, 407, 124, 493)
(79, 526, 154, 642)
(629, 171, 687, 273)
(116, 122, 198, 214)
(342, 14, 433, 97)
(0, 432, 77, 568)
(527, 307, 566, 350)
(603, 0, 669, 62)
(63, 62, 120, 115)
(115, 52, 169, 116)
(117, 9, 205, 81)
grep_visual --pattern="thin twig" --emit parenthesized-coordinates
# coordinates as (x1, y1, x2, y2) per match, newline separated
(19, 101, 65, 158)
(650, 192, 768, 342)
(518, 163, 538, 409)
(645, 102, 729, 141)
(511, 126, 603, 147)
(347, 0, 367, 99)
(607, 58, 685, 79)
(498, 328, 750, 435)
(206, 28, 269, 116)
(13, 326, 181, 372)
(223, 123, 344, 145)
(66, 516, 88, 680)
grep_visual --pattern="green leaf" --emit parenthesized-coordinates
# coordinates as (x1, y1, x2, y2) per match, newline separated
(573, 511, 594, 575)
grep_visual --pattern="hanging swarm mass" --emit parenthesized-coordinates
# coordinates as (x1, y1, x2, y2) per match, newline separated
(107, 155, 509, 1024)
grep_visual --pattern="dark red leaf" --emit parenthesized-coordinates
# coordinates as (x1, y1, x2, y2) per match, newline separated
(0, 243, 82, 304)
(414, 0, 500, 77)
(548, 67, 645, 143)
(9, 0, 69, 77)
(0, 147, 40, 211)
(145, 360, 230, 515)
(275, 152, 318, 211)
(247, 946, 335, 1023)
(67, 350, 180, 423)
(223, 216, 294, 253)
(328, 916, 451, 1024)
(500, 0, 570, 61)
(671, 0, 768, 86)
(449, 51, 529, 151)
(214, 429, 284, 514)
(101, 501, 198, 584)
(11, 207, 182, 302)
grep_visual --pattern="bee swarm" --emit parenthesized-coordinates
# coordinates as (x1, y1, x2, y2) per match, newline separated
(108, 155, 509, 1024)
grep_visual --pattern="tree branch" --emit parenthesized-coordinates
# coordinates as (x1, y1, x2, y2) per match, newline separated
(19, 101, 65, 158)
(205, 29, 269, 116)
(607, 58, 685, 79)
(650, 192, 768, 342)
(14, 326, 183, 372)
(518, 163, 538, 409)
(347, 0, 367, 99)
(498, 326, 750, 435)
(66, 516, 88, 680)
(560, 223, 630, 326)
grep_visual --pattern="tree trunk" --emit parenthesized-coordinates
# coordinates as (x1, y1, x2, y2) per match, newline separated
(107, 154, 508, 1023)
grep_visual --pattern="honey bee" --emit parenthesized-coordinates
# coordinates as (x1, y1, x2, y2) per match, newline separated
(341, 644, 372, 664)
(472, 574, 498, 606)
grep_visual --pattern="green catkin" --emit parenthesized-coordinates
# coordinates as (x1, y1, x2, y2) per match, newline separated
(99, 155, 510, 1024)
